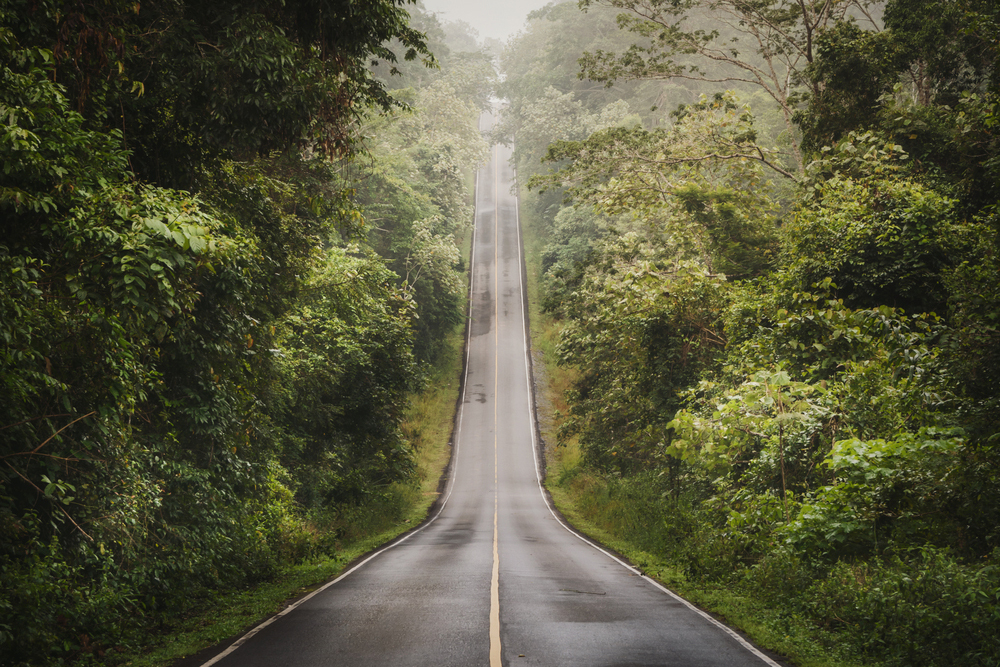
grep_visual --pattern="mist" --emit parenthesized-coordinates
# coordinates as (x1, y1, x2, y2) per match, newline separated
(421, 0, 555, 43)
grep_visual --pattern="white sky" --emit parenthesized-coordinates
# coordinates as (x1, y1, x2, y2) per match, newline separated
(420, 0, 556, 43)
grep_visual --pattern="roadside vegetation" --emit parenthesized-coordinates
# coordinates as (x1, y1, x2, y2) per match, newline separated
(0, 2, 492, 665)
(6, 0, 1000, 665)
(504, 2, 1000, 666)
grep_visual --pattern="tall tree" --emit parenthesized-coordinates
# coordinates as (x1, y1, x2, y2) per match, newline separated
(577, 0, 882, 172)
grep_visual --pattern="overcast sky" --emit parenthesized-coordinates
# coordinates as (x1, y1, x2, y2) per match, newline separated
(421, 0, 555, 43)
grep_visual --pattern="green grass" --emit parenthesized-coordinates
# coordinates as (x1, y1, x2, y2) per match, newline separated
(402, 319, 466, 513)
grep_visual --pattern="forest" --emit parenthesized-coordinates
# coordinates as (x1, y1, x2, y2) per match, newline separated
(0, 1, 492, 663)
(2, 0, 999, 665)
(500, 1, 1000, 665)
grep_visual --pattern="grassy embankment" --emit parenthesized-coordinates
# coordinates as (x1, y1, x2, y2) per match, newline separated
(517, 188, 863, 667)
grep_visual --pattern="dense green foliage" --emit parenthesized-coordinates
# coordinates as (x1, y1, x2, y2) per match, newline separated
(358, 56, 492, 361)
(507, 1, 1000, 664)
(0, 2, 490, 664)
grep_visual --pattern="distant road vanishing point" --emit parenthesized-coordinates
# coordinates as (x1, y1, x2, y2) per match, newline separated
(190, 110, 787, 667)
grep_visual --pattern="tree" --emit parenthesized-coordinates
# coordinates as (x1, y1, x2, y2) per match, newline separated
(275, 248, 419, 506)
(356, 60, 491, 361)
(501, 85, 636, 180)
(789, 150, 974, 315)
(532, 92, 779, 277)
(577, 0, 882, 172)
(797, 0, 997, 153)
(555, 225, 731, 473)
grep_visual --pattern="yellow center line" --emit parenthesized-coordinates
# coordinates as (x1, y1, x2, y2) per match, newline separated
(490, 499, 499, 666)
(489, 141, 502, 667)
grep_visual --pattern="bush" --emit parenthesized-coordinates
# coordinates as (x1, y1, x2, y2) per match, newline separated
(852, 548, 1000, 666)
(0, 531, 135, 666)
(742, 548, 818, 613)
(779, 548, 1000, 666)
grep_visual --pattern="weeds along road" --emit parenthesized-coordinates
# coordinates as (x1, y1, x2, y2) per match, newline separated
(193, 111, 785, 667)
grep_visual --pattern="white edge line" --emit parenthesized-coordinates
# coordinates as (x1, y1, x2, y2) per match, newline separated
(198, 114, 489, 667)
(506, 144, 783, 667)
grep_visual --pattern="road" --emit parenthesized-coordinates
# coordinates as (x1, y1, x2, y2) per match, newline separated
(194, 114, 784, 667)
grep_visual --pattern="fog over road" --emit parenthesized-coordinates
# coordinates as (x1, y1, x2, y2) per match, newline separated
(194, 112, 784, 667)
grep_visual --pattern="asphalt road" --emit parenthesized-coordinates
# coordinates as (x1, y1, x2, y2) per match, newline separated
(194, 114, 785, 667)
